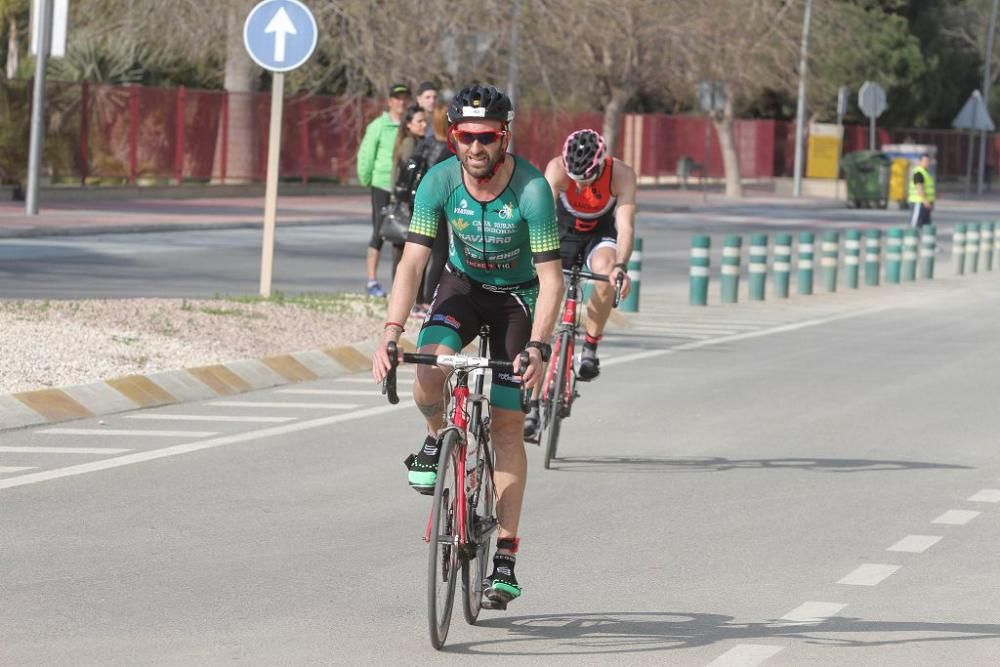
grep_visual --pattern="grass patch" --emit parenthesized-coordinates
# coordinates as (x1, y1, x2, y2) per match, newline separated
(222, 291, 383, 317)
(199, 306, 267, 319)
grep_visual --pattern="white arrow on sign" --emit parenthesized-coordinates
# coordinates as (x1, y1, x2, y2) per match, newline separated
(265, 7, 297, 63)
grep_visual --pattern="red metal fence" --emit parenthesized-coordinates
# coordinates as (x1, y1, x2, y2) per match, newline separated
(0, 80, 996, 186)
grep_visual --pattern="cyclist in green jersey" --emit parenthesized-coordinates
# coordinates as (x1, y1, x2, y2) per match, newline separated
(372, 84, 563, 609)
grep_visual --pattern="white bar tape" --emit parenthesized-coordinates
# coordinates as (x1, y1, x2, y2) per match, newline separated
(799, 243, 814, 253)
(844, 240, 861, 250)
(689, 266, 709, 277)
(773, 262, 791, 272)
(775, 245, 791, 254)
(748, 264, 767, 273)
(721, 265, 740, 275)
(798, 260, 813, 269)
(821, 258, 837, 267)
(722, 247, 741, 257)
(844, 257, 860, 265)
(821, 242, 838, 252)
(690, 248, 710, 258)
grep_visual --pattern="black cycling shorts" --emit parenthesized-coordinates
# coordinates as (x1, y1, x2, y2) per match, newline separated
(417, 266, 537, 411)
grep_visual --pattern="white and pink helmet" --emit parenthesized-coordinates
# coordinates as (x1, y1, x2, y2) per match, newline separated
(562, 129, 607, 181)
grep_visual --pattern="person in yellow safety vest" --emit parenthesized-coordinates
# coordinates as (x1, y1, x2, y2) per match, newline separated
(908, 154, 936, 228)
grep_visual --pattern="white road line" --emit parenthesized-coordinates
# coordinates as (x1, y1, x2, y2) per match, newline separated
(837, 564, 901, 586)
(125, 415, 294, 423)
(0, 403, 410, 491)
(0, 446, 132, 455)
(967, 489, 1000, 502)
(39, 428, 218, 437)
(0, 466, 37, 473)
(778, 601, 847, 625)
(887, 535, 942, 553)
(276, 388, 412, 397)
(707, 644, 784, 666)
(631, 328, 711, 339)
(933, 509, 981, 525)
(211, 401, 360, 410)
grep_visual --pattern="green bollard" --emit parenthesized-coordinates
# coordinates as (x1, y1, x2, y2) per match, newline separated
(920, 225, 936, 279)
(689, 235, 710, 306)
(953, 224, 966, 275)
(967, 223, 980, 273)
(844, 229, 861, 288)
(864, 229, 882, 286)
(885, 228, 903, 284)
(902, 228, 918, 281)
(797, 231, 815, 295)
(748, 234, 767, 301)
(773, 233, 792, 299)
(720, 235, 742, 304)
(982, 223, 995, 271)
(821, 230, 839, 292)
(619, 237, 642, 312)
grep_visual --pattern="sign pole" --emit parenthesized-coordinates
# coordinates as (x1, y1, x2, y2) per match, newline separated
(791, 0, 813, 198)
(978, 0, 999, 196)
(25, 0, 53, 216)
(260, 72, 285, 297)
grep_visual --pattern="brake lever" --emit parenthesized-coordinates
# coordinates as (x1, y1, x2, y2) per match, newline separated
(613, 271, 624, 308)
(382, 341, 400, 405)
(518, 350, 531, 413)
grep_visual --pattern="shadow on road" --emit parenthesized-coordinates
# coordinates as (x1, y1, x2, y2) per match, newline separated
(548, 456, 971, 474)
(444, 610, 1000, 657)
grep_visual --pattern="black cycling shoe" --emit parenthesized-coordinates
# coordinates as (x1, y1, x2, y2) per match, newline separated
(578, 350, 600, 381)
(405, 435, 440, 495)
(482, 553, 521, 610)
(523, 404, 540, 443)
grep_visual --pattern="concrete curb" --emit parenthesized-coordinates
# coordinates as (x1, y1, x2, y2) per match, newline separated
(0, 310, 633, 433)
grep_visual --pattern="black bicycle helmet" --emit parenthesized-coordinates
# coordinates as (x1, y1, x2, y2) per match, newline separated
(562, 129, 607, 181)
(447, 84, 515, 125)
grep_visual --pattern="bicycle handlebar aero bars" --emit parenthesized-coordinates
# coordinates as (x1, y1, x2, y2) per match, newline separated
(563, 267, 625, 309)
(381, 341, 532, 413)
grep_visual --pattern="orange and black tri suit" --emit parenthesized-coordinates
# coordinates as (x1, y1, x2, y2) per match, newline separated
(555, 157, 618, 269)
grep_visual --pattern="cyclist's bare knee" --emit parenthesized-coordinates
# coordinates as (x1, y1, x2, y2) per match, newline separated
(491, 409, 527, 452)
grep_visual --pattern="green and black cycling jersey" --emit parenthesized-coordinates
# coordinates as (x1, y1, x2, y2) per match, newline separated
(407, 155, 561, 285)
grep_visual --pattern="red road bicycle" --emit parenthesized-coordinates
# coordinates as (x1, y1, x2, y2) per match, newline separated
(538, 264, 622, 469)
(383, 328, 529, 649)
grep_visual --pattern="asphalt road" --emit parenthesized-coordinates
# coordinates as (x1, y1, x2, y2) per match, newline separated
(2, 191, 999, 299)
(3, 267, 1000, 664)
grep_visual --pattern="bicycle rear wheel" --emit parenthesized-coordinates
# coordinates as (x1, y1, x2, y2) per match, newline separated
(542, 333, 570, 469)
(462, 426, 496, 624)
(427, 431, 461, 649)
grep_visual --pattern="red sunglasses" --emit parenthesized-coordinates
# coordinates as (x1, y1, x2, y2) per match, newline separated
(450, 129, 507, 146)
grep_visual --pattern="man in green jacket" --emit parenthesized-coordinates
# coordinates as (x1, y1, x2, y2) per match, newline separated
(357, 83, 411, 296)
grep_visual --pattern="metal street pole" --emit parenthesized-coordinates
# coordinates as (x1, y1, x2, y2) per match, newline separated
(505, 0, 522, 152)
(259, 72, 284, 297)
(25, 0, 54, 216)
(977, 0, 998, 195)
(792, 0, 813, 198)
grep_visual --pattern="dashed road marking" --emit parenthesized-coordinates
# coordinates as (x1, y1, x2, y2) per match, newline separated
(887, 535, 942, 553)
(211, 401, 360, 410)
(777, 601, 847, 625)
(39, 428, 219, 437)
(125, 414, 294, 423)
(706, 644, 784, 666)
(0, 446, 132, 455)
(837, 564, 901, 586)
(967, 489, 1000, 503)
(932, 510, 981, 525)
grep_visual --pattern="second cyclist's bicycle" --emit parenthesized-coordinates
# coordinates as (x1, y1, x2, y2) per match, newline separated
(538, 264, 622, 469)
(383, 327, 529, 649)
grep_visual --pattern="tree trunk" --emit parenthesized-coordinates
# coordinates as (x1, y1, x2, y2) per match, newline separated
(713, 96, 743, 198)
(5, 16, 19, 79)
(601, 87, 629, 157)
(212, 1, 257, 184)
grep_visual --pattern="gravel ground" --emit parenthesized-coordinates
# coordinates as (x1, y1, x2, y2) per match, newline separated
(0, 295, 402, 394)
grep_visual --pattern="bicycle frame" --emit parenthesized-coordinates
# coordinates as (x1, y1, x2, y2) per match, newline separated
(542, 266, 585, 413)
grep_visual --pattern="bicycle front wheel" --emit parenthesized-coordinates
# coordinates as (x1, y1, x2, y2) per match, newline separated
(428, 430, 461, 649)
(542, 333, 570, 469)
(462, 423, 496, 625)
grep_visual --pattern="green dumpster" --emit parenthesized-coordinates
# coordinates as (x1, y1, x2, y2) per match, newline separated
(840, 151, 892, 209)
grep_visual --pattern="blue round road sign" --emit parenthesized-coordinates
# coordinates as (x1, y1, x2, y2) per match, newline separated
(243, 0, 318, 73)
